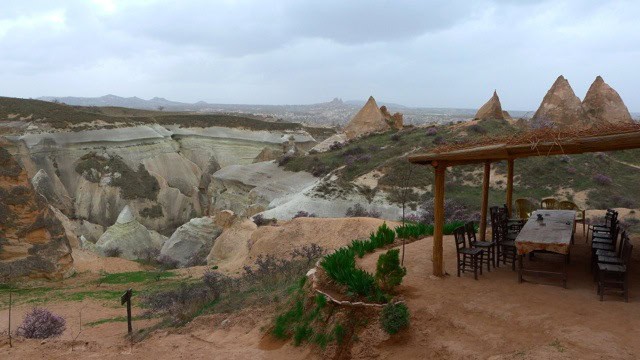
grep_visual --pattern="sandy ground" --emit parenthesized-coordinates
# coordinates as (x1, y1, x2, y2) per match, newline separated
(2, 226, 639, 359)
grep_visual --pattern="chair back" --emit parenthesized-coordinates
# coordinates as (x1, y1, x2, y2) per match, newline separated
(515, 198, 536, 219)
(540, 198, 558, 210)
(453, 226, 467, 252)
(558, 200, 579, 211)
(618, 231, 629, 257)
(465, 221, 476, 243)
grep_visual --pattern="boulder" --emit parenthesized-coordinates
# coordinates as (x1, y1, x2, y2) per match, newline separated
(160, 216, 222, 267)
(343, 96, 392, 139)
(474, 91, 506, 120)
(582, 76, 634, 125)
(310, 133, 348, 153)
(0, 144, 74, 280)
(95, 205, 163, 260)
(214, 210, 237, 229)
(531, 75, 589, 128)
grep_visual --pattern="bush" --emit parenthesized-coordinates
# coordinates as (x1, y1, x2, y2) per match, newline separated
(425, 127, 437, 136)
(468, 124, 487, 134)
(395, 223, 432, 239)
(104, 247, 122, 257)
(369, 222, 395, 248)
(133, 247, 160, 264)
(156, 254, 180, 270)
(139, 204, 163, 219)
(593, 173, 612, 186)
(345, 204, 381, 218)
(433, 136, 446, 145)
(17, 308, 66, 339)
(380, 303, 409, 335)
(375, 249, 406, 291)
(203, 270, 236, 300)
(329, 141, 344, 151)
(293, 211, 317, 218)
(253, 214, 276, 226)
(277, 154, 293, 166)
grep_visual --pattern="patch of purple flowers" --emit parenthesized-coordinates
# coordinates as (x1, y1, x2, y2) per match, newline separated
(17, 308, 66, 339)
(593, 173, 612, 186)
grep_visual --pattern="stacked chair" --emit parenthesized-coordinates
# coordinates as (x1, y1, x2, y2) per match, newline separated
(589, 209, 633, 301)
(514, 198, 537, 220)
(489, 206, 521, 270)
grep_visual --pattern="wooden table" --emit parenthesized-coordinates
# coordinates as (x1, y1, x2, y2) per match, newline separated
(515, 210, 576, 288)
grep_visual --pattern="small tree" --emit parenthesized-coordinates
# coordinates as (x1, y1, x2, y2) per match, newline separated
(380, 303, 409, 335)
(375, 249, 406, 292)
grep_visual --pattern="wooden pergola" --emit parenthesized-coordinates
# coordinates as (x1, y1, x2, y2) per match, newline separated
(408, 129, 640, 276)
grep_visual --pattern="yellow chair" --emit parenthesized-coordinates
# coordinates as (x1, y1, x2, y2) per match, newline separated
(540, 198, 559, 210)
(559, 200, 586, 241)
(514, 198, 537, 219)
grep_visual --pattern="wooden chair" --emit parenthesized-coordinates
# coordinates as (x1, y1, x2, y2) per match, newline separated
(597, 232, 630, 266)
(591, 221, 621, 273)
(453, 225, 483, 280)
(588, 209, 618, 240)
(540, 198, 558, 210)
(490, 206, 518, 270)
(466, 221, 494, 271)
(558, 200, 586, 241)
(597, 240, 632, 302)
(514, 198, 537, 220)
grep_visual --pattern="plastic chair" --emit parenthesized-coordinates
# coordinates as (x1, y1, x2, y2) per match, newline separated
(540, 198, 558, 210)
(515, 198, 537, 219)
(558, 200, 586, 241)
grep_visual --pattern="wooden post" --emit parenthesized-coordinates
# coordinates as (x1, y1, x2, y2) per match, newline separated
(506, 159, 514, 217)
(121, 288, 133, 334)
(432, 162, 446, 276)
(479, 161, 491, 241)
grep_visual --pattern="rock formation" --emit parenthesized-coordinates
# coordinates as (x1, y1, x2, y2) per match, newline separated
(343, 96, 402, 139)
(95, 205, 166, 260)
(582, 76, 634, 125)
(532, 75, 589, 128)
(0, 144, 74, 280)
(474, 91, 508, 120)
(253, 147, 281, 163)
(31, 169, 73, 215)
(160, 216, 222, 267)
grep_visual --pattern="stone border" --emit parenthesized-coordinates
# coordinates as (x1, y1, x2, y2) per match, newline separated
(306, 264, 404, 309)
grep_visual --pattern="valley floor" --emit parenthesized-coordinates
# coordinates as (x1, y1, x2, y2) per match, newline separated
(2, 229, 639, 359)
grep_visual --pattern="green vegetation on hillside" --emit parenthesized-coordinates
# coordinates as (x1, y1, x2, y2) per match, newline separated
(0, 96, 335, 139)
(285, 118, 640, 216)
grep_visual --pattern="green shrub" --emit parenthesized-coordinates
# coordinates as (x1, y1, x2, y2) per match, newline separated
(369, 222, 395, 248)
(293, 324, 313, 346)
(395, 223, 431, 239)
(375, 249, 406, 291)
(333, 324, 346, 344)
(321, 248, 356, 282)
(443, 221, 466, 235)
(350, 239, 375, 258)
(380, 303, 410, 335)
(344, 268, 377, 297)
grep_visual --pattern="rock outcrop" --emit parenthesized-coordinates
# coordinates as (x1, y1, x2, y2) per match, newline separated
(0, 144, 74, 280)
(532, 75, 589, 128)
(160, 216, 222, 267)
(31, 169, 73, 215)
(474, 91, 508, 120)
(253, 147, 281, 163)
(343, 96, 402, 139)
(582, 76, 634, 125)
(95, 205, 166, 260)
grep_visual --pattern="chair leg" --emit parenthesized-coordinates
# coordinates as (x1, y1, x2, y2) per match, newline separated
(624, 273, 629, 303)
(486, 250, 491, 272)
(473, 256, 478, 280)
(457, 255, 461, 277)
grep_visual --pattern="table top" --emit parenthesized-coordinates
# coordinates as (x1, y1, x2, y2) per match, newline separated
(515, 210, 576, 255)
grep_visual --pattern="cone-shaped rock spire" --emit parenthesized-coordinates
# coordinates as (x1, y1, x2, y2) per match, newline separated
(532, 75, 589, 128)
(474, 90, 507, 120)
(582, 76, 633, 125)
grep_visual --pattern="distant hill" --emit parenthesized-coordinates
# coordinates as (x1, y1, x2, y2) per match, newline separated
(37, 95, 533, 126)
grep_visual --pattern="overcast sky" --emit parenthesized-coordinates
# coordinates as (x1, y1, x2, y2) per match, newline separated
(1, 0, 638, 111)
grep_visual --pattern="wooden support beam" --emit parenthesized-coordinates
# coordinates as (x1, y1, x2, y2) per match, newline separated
(479, 161, 491, 241)
(432, 162, 446, 276)
(506, 159, 514, 217)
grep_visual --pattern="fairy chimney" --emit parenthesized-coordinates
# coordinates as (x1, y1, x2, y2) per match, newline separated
(582, 76, 633, 125)
(474, 90, 507, 120)
(531, 75, 589, 128)
(343, 96, 392, 139)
